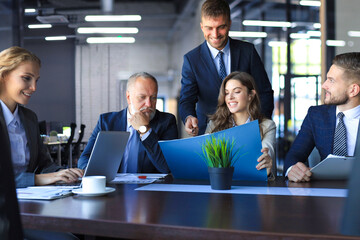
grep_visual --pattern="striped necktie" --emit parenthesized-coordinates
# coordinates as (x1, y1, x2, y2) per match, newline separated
(333, 112, 347, 156)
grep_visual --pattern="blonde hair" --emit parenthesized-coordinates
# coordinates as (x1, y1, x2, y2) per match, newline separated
(0, 46, 41, 80)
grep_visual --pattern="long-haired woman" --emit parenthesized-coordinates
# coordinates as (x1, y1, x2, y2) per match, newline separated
(206, 71, 276, 177)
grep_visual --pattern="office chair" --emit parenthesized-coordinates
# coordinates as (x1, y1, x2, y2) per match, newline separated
(73, 124, 86, 163)
(38, 120, 47, 135)
(61, 123, 77, 166)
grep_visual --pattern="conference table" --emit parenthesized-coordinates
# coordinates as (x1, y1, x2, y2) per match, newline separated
(19, 177, 359, 240)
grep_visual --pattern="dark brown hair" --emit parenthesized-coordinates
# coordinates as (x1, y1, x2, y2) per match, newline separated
(209, 71, 264, 136)
(201, 0, 231, 22)
(333, 52, 360, 83)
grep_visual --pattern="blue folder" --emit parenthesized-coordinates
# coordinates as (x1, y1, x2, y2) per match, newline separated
(159, 120, 267, 181)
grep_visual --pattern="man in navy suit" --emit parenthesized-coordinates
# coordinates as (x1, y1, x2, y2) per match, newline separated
(179, 0, 274, 136)
(285, 52, 360, 182)
(78, 72, 178, 173)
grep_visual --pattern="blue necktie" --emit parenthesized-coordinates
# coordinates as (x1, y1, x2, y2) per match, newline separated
(333, 112, 347, 156)
(120, 127, 139, 173)
(218, 51, 227, 80)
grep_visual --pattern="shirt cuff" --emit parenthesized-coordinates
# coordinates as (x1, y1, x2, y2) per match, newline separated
(140, 128, 152, 141)
(285, 166, 293, 177)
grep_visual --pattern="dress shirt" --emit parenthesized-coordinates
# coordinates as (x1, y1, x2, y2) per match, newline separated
(207, 40, 231, 78)
(120, 110, 153, 173)
(336, 105, 360, 156)
(0, 100, 30, 177)
(286, 104, 360, 176)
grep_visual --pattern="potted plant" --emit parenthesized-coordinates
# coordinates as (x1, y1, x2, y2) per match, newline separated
(200, 135, 242, 190)
(49, 130, 58, 142)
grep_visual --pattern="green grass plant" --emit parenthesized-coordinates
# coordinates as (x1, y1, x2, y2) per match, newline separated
(200, 135, 242, 168)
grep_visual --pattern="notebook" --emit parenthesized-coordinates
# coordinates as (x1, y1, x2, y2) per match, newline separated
(159, 121, 267, 181)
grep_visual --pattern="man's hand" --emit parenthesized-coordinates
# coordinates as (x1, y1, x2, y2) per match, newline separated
(128, 111, 150, 131)
(288, 162, 312, 182)
(185, 116, 199, 136)
(35, 168, 84, 186)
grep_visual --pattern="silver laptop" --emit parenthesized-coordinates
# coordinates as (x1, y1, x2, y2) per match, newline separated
(82, 131, 130, 182)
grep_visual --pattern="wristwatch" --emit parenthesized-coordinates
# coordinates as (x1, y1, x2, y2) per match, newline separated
(138, 125, 150, 134)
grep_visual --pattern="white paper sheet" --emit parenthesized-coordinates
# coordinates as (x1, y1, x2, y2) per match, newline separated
(17, 187, 73, 200)
(135, 184, 348, 198)
(111, 173, 167, 184)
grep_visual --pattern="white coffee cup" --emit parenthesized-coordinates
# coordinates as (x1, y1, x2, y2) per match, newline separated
(82, 176, 106, 193)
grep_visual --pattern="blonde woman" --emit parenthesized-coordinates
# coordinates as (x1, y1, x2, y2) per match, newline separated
(0, 46, 83, 188)
(206, 71, 276, 178)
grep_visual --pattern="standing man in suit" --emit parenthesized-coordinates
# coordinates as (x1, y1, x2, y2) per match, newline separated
(284, 52, 360, 182)
(179, 0, 274, 136)
(78, 72, 178, 173)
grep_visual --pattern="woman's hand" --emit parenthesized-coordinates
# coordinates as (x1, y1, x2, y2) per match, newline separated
(35, 168, 84, 186)
(256, 148, 272, 176)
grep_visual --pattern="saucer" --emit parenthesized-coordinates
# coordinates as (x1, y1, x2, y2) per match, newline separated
(72, 187, 115, 197)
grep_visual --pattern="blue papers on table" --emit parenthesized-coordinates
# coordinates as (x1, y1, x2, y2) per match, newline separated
(110, 173, 168, 184)
(17, 187, 73, 200)
(159, 120, 266, 181)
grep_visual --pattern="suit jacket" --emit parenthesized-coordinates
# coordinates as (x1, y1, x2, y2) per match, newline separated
(0, 105, 60, 188)
(0, 113, 23, 239)
(283, 105, 337, 174)
(179, 38, 274, 134)
(78, 108, 178, 173)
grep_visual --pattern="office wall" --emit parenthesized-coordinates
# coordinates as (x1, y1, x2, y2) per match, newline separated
(335, 0, 360, 54)
(76, 1, 204, 140)
(24, 39, 76, 126)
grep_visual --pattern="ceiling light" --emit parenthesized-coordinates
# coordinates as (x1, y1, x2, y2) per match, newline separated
(86, 37, 135, 44)
(348, 31, 360, 37)
(307, 30, 321, 37)
(268, 41, 287, 47)
(243, 20, 292, 28)
(45, 36, 67, 41)
(77, 27, 138, 34)
(299, 0, 321, 7)
(85, 15, 141, 22)
(313, 23, 321, 29)
(326, 40, 346, 47)
(290, 33, 309, 39)
(25, 8, 36, 13)
(28, 24, 52, 29)
(229, 31, 267, 38)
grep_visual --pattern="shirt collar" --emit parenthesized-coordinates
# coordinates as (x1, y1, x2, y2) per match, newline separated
(336, 105, 360, 119)
(0, 100, 20, 127)
(206, 39, 230, 60)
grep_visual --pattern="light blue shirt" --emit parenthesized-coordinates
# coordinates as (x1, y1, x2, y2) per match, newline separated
(0, 100, 30, 177)
(207, 39, 231, 77)
(121, 110, 152, 173)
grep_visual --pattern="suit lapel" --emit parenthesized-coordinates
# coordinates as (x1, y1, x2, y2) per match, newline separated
(119, 108, 128, 131)
(0, 106, 11, 153)
(328, 106, 336, 154)
(229, 38, 240, 72)
(18, 107, 37, 170)
(353, 118, 360, 157)
(200, 41, 222, 86)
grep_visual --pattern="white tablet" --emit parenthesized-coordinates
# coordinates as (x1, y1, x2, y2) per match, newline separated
(310, 154, 355, 180)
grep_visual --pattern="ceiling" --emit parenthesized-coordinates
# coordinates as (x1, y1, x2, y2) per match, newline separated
(4, 0, 320, 44)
